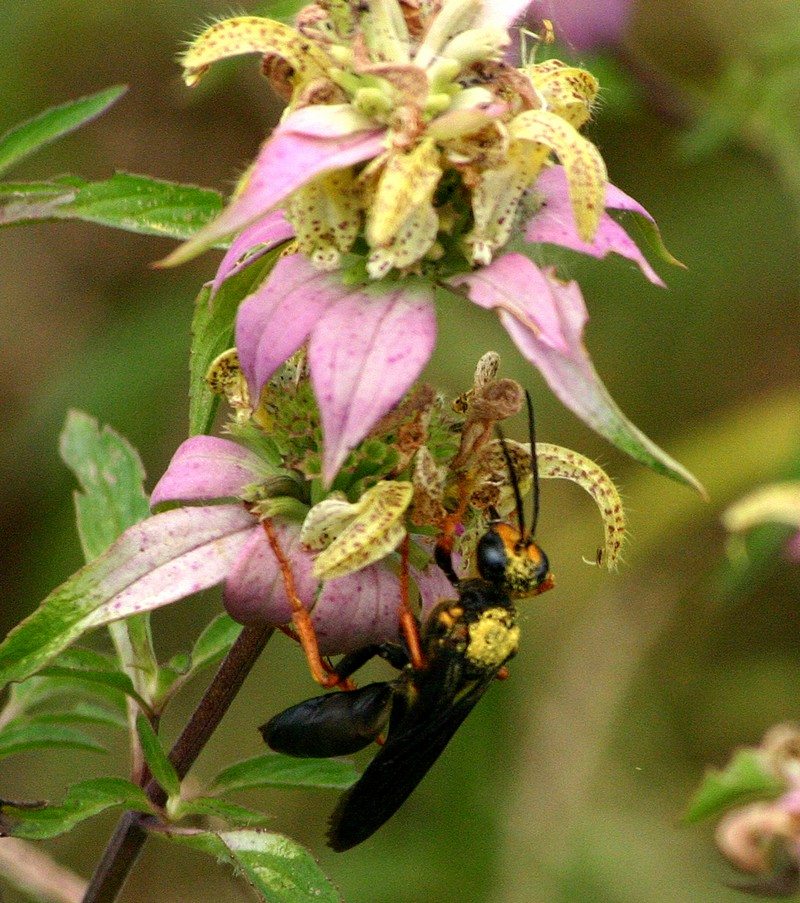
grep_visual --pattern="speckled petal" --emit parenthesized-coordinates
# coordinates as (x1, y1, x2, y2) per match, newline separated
(223, 520, 319, 625)
(526, 166, 665, 286)
(452, 253, 570, 353)
(311, 564, 402, 654)
(160, 122, 385, 267)
(211, 211, 295, 295)
(81, 505, 257, 628)
(487, 261, 702, 491)
(308, 288, 437, 485)
(150, 437, 272, 507)
(235, 255, 339, 398)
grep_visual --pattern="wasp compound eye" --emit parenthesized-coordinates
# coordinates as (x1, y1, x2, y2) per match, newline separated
(476, 528, 508, 584)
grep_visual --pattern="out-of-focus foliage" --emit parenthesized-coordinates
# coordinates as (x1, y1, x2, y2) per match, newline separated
(0, 0, 799, 901)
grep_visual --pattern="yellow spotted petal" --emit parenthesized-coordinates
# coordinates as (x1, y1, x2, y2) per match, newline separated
(366, 139, 442, 248)
(510, 109, 607, 241)
(722, 483, 800, 534)
(299, 493, 354, 550)
(180, 16, 330, 87)
(286, 169, 361, 270)
(205, 348, 251, 418)
(536, 443, 625, 570)
(466, 142, 536, 265)
(307, 481, 414, 579)
(473, 440, 625, 570)
(367, 202, 439, 277)
(528, 62, 599, 129)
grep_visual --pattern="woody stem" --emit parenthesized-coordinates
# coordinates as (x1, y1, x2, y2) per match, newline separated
(81, 624, 274, 903)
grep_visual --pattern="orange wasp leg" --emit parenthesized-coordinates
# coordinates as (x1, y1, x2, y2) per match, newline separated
(262, 519, 352, 689)
(398, 534, 425, 670)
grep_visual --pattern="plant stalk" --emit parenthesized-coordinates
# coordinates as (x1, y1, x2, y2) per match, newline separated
(81, 624, 274, 903)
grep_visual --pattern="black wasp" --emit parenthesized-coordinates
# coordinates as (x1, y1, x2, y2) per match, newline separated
(261, 393, 554, 851)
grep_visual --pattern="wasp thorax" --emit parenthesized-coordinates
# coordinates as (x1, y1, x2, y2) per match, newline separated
(466, 609, 520, 669)
(477, 523, 552, 597)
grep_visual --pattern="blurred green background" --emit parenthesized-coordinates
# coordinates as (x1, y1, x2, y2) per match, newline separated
(1, 0, 799, 900)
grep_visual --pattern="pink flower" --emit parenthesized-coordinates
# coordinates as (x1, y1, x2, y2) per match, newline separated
(229, 166, 697, 489)
(157, 6, 699, 492)
(148, 436, 451, 653)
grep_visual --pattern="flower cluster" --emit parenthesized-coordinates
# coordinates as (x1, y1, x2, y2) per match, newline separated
(151, 351, 624, 652)
(160, 0, 697, 491)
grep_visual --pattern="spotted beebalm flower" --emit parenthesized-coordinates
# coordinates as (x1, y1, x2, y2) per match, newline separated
(161, 0, 698, 492)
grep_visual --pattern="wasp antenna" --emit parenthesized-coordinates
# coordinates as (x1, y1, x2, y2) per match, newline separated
(525, 390, 541, 537)
(496, 425, 526, 538)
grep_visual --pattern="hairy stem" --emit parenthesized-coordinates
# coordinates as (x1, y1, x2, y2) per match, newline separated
(81, 624, 274, 903)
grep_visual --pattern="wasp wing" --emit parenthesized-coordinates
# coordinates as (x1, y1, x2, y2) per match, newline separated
(327, 659, 497, 851)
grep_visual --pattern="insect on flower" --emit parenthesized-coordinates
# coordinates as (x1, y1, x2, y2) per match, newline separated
(260, 392, 553, 850)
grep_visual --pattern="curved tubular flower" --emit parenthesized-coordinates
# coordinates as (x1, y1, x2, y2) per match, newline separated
(159, 2, 699, 492)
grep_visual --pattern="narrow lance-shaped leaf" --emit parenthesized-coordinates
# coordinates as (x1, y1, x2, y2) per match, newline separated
(0, 172, 223, 240)
(190, 614, 242, 673)
(59, 410, 150, 557)
(156, 829, 341, 903)
(0, 505, 256, 686)
(136, 715, 181, 799)
(0, 85, 126, 177)
(0, 778, 152, 841)
(210, 753, 359, 795)
(60, 411, 159, 702)
(0, 723, 106, 761)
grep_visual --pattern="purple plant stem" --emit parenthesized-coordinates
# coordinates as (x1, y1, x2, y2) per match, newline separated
(81, 624, 274, 903)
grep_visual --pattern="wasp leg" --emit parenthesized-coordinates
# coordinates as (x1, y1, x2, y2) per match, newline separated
(262, 519, 346, 688)
(398, 534, 425, 670)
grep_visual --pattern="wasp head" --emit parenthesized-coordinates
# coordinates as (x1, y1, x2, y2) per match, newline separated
(477, 521, 553, 597)
(479, 391, 554, 597)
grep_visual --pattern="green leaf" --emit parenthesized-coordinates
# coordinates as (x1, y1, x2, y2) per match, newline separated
(189, 251, 282, 436)
(59, 410, 150, 559)
(684, 749, 784, 824)
(4, 703, 126, 732)
(0, 86, 126, 177)
(191, 614, 242, 672)
(178, 797, 273, 827)
(0, 172, 223, 240)
(6, 673, 127, 715)
(210, 753, 358, 795)
(60, 411, 158, 699)
(37, 664, 145, 708)
(136, 716, 181, 799)
(0, 723, 106, 760)
(0, 778, 152, 840)
(158, 829, 341, 903)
